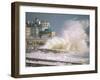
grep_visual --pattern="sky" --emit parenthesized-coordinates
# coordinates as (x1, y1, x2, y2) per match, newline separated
(26, 12, 89, 37)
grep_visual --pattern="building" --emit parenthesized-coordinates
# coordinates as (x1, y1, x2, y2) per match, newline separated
(26, 18, 56, 52)
(26, 18, 55, 39)
(39, 20, 53, 38)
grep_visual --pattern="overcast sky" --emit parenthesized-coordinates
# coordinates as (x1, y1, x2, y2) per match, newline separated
(26, 12, 89, 37)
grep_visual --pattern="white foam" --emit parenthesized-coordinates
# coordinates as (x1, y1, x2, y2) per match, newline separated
(41, 20, 89, 54)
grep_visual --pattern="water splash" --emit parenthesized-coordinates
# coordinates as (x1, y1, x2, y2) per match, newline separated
(41, 20, 89, 54)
